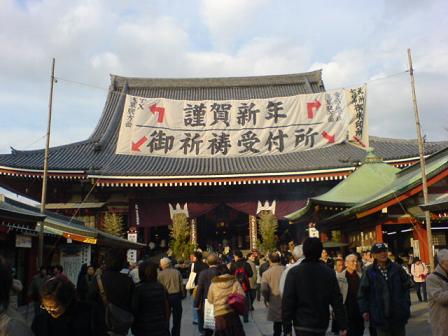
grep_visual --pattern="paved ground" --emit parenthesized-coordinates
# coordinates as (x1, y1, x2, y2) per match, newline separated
(179, 292, 431, 336)
(19, 292, 431, 335)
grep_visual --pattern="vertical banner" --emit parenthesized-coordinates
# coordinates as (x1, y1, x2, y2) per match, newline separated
(190, 218, 197, 245)
(116, 86, 367, 158)
(249, 215, 257, 250)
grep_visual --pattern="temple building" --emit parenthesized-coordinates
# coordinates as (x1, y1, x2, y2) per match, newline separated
(0, 70, 447, 259)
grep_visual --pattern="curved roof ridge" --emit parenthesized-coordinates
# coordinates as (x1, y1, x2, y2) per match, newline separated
(370, 135, 447, 144)
(8, 139, 93, 156)
(110, 70, 324, 89)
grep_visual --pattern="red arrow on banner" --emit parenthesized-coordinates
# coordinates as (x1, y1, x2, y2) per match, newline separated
(131, 136, 148, 152)
(322, 131, 335, 143)
(307, 100, 321, 119)
(150, 103, 165, 123)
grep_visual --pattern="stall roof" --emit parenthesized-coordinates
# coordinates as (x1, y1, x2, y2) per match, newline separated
(0, 194, 144, 249)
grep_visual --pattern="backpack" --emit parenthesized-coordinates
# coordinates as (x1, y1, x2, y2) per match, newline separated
(97, 275, 134, 335)
(234, 266, 250, 293)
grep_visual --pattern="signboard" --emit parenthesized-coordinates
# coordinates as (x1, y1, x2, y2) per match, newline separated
(116, 86, 367, 158)
(15, 234, 32, 248)
(308, 223, 319, 238)
(127, 232, 138, 263)
(60, 245, 83, 284)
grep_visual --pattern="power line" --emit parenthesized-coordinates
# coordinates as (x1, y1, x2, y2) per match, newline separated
(54, 76, 109, 91)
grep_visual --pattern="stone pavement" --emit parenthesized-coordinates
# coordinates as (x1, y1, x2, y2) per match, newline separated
(18, 292, 431, 335)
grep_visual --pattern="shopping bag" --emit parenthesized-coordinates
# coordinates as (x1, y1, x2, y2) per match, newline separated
(203, 299, 215, 330)
(186, 264, 197, 290)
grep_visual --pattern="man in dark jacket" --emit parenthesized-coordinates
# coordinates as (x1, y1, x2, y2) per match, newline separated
(194, 253, 220, 336)
(358, 243, 412, 336)
(282, 237, 347, 336)
(88, 249, 134, 336)
(230, 250, 253, 323)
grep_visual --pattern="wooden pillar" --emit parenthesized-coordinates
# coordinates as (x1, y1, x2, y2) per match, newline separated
(190, 218, 197, 245)
(249, 215, 257, 251)
(376, 224, 383, 243)
(413, 223, 430, 264)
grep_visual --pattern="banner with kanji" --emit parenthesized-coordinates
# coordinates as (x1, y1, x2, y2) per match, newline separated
(116, 86, 367, 158)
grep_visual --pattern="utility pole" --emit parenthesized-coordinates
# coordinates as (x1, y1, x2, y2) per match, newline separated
(407, 49, 434, 270)
(38, 58, 55, 267)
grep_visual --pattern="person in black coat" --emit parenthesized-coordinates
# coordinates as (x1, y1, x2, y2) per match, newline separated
(32, 276, 106, 336)
(131, 261, 170, 336)
(358, 243, 412, 336)
(282, 238, 347, 336)
(192, 251, 209, 286)
(76, 264, 88, 300)
(194, 253, 220, 336)
(88, 249, 134, 335)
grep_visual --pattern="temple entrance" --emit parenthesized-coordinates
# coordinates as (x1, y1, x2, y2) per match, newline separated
(197, 204, 250, 251)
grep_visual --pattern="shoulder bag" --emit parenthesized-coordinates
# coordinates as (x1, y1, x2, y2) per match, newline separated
(96, 275, 134, 335)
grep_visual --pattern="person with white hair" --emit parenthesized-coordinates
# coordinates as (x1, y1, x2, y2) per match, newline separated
(426, 249, 448, 336)
(279, 245, 303, 297)
(158, 257, 184, 336)
(335, 254, 364, 336)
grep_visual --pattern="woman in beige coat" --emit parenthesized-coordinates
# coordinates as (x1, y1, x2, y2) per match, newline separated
(207, 264, 246, 336)
(426, 249, 448, 336)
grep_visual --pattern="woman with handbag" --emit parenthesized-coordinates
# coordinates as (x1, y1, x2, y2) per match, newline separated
(207, 264, 246, 336)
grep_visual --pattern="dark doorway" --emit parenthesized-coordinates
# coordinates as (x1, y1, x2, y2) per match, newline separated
(197, 204, 249, 251)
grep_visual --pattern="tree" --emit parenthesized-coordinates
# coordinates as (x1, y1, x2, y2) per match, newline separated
(169, 213, 195, 260)
(258, 210, 278, 253)
(102, 212, 125, 237)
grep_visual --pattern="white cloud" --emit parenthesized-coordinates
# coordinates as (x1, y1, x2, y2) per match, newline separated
(310, 50, 370, 89)
(199, 0, 271, 50)
(186, 37, 311, 77)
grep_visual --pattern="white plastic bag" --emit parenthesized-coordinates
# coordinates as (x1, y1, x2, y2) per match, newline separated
(203, 299, 215, 330)
(363, 321, 371, 336)
(186, 263, 197, 290)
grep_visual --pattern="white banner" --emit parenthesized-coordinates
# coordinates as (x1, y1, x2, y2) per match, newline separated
(116, 86, 366, 158)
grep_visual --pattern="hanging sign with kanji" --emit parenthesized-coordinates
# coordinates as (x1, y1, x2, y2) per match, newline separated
(116, 86, 367, 158)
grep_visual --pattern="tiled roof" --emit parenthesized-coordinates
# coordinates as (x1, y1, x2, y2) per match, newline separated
(0, 71, 447, 177)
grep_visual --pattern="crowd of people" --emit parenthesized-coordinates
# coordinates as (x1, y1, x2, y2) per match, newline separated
(0, 241, 447, 336)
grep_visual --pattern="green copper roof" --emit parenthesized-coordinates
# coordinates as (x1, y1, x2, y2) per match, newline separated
(286, 150, 400, 220)
(323, 147, 448, 224)
(313, 151, 400, 206)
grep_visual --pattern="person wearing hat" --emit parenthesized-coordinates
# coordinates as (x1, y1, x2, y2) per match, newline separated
(158, 257, 185, 336)
(426, 249, 448, 336)
(358, 242, 412, 336)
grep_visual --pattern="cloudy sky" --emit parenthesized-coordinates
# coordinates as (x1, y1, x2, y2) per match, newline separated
(0, 0, 447, 157)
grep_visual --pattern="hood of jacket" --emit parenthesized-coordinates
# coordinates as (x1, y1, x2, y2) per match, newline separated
(211, 274, 236, 290)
